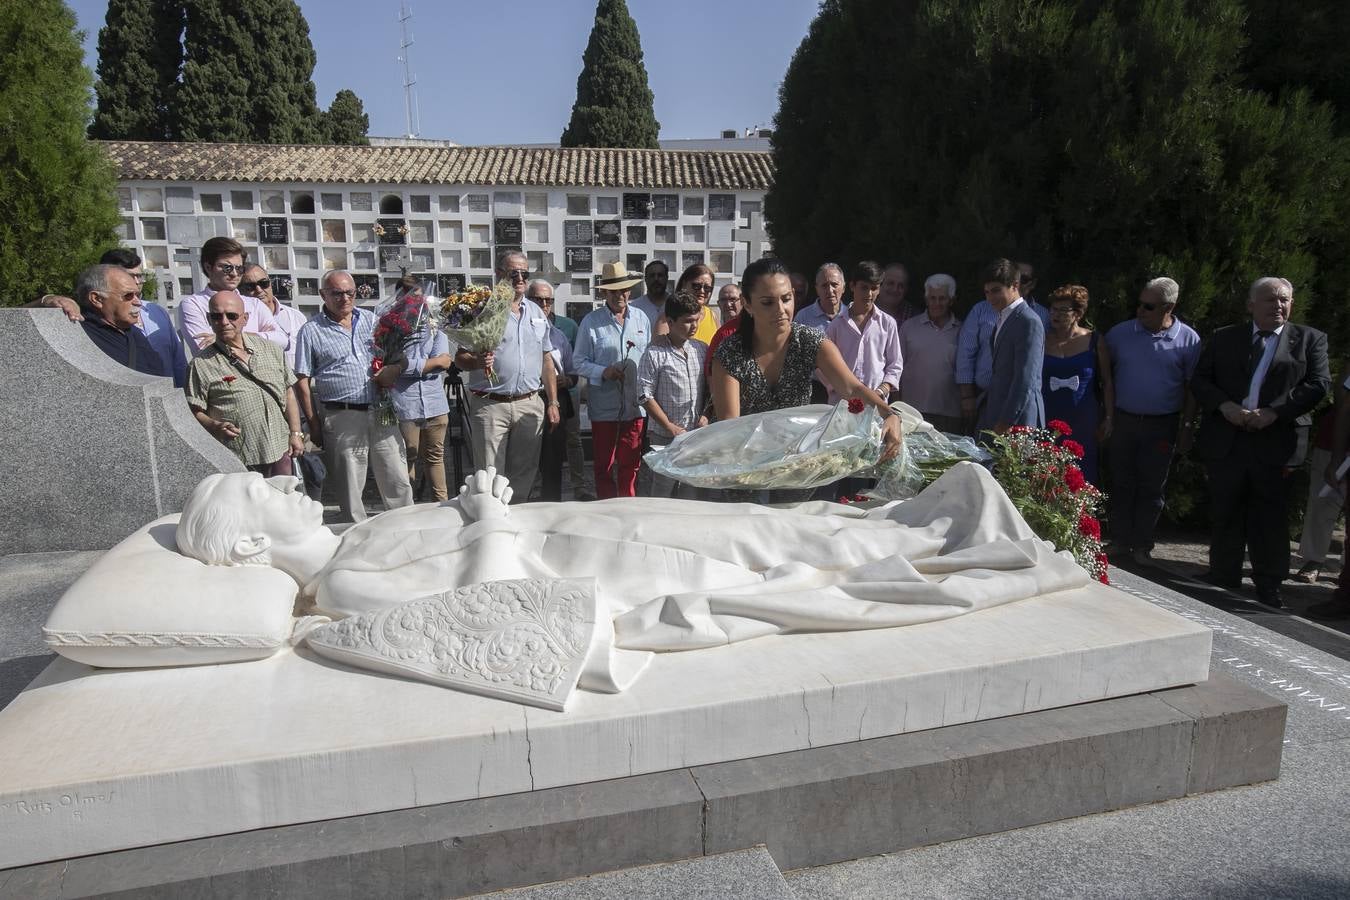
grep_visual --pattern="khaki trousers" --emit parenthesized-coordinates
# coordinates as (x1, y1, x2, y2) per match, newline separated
(467, 392, 545, 501)
(400, 413, 450, 501)
(322, 408, 414, 522)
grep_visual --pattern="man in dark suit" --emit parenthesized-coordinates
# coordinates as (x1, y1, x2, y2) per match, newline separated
(1190, 277, 1330, 607)
(977, 258, 1046, 435)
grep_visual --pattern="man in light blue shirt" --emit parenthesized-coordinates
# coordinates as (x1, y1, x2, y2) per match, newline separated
(575, 262, 651, 498)
(392, 326, 453, 501)
(453, 252, 560, 500)
(795, 263, 847, 404)
(294, 270, 413, 522)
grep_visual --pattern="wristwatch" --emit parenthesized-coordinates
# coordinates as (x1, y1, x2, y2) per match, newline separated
(547, 401, 561, 409)
(290, 431, 305, 437)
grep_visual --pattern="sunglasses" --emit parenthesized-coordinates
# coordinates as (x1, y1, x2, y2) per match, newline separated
(687, 283, 714, 294)
(213, 263, 247, 275)
(239, 278, 271, 292)
(506, 268, 529, 282)
(207, 311, 243, 322)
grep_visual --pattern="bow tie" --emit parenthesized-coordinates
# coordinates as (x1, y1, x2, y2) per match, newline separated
(1049, 375, 1080, 393)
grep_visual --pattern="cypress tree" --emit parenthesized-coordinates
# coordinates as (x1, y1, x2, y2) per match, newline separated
(90, 0, 182, 140)
(0, 0, 120, 303)
(560, 0, 659, 149)
(767, 0, 1344, 336)
(172, 0, 330, 144)
(323, 89, 370, 145)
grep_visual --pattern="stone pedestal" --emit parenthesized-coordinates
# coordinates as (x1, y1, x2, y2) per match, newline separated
(0, 309, 242, 556)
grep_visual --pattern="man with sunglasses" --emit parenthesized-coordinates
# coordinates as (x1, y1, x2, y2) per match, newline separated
(453, 252, 561, 501)
(63, 264, 165, 377)
(240, 264, 308, 371)
(176, 237, 284, 358)
(1102, 277, 1201, 565)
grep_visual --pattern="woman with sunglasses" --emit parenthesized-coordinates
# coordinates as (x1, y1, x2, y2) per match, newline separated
(654, 264, 721, 345)
(240, 264, 308, 372)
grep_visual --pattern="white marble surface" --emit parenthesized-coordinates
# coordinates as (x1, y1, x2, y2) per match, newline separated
(0, 581, 1209, 868)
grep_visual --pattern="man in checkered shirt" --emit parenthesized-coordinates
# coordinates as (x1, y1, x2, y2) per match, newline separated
(637, 291, 709, 499)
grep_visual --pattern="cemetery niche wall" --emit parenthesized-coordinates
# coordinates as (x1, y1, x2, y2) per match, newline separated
(101, 141, 773, 314)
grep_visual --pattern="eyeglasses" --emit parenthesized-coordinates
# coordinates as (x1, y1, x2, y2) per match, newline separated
(212, 263, 247, 275)
(324, 289, 357, 299)
(687, 283, 714, 294)
(207, 311, 242, 322)
(506, 268, 529, 282)
(239, 278, 271, 292)
(97, 291, 140, 302)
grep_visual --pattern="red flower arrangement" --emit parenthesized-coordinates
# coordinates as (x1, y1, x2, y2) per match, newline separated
(989, 422, 1109, 583)
(847, 397, 866, 414)
(221, 375, 236, 384)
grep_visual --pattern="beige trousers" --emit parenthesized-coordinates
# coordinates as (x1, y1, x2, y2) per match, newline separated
(400, 413, 450, 501)
(322, 408, 414, 522)
(467, 393, 545, 501)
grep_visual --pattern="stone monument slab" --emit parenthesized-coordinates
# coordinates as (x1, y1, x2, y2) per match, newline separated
(0, 310, 242, 555)
(0, 581, 1210, 868)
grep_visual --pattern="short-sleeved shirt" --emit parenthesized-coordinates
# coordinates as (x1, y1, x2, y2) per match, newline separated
(461, 302, 553, 395)
(391, 329, 450, 422)
(714, 322, 825, 415)
(177, 287, 284, 357)
(1105, 317, 1201, 415)
(294, 307, 378, 405)
(638, 337, 708, 442)
(185, 334, 295, 466)
(81, 315, 165, 377)
(898, 311, 962, 418)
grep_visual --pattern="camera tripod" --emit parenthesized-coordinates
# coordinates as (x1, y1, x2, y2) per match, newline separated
(444, 365, 474, 488)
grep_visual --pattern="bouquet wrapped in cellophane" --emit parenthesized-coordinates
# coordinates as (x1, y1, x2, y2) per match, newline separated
(370, 282, 443, 426)
(643, 400, 988, 498)
(441, 280, 515, 384)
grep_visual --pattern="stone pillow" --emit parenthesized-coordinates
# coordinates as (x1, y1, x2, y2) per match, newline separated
(43, 514, 302, 668)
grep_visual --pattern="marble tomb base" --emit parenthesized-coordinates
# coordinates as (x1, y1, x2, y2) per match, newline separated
(0, 580, 1215, 870)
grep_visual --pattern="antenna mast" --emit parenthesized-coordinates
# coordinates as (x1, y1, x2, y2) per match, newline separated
(398, 3, 420, 138)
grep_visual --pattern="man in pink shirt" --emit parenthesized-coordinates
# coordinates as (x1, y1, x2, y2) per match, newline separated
(824, 261, 903, 405)
(176, 237, 284, 357)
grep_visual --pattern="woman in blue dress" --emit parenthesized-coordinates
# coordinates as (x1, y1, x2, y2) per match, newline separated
(1042, 284, 1114, 484)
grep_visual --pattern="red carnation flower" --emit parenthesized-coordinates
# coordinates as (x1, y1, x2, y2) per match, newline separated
(1097, 571, 1110, 584)
(852, 494, 869, 502)
(221, 375, 236, 383)
(838, 496, 852, 504)
(1061, 439, 1086, 459)
(1078, 514, 1102, 539)
(1064, 467, 1087, 492)
(1048, 419, 1072, 436)
(370, 358, 385, 374)
(1095, 551, 1109, 566)
(1008, 425, 1030, 434)
(847, 397, 866, 414)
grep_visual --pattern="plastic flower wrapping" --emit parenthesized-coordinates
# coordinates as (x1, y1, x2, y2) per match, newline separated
(368, 282, 443, 426)
(440, 280, 515, 384)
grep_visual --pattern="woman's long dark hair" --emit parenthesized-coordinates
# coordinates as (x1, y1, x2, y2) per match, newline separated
(736, 257, 791, 344)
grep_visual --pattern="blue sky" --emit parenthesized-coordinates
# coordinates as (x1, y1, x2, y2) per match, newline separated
(67, 0, 822, 144)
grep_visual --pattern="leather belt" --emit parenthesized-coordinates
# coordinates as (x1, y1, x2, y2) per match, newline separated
(324, 401, 371, 411)
(474, 391, 537, 403)
(1114, 408, 1179, 420)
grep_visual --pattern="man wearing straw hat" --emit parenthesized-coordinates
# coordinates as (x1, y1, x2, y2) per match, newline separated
(575, 262, 652, 498)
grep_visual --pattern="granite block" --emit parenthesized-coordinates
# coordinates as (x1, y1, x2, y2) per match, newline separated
(469, 847, 792, 900)
(692, 682, 1247, 870)
(0, 309, 241, 555)
(1155, 677, 1288, 794)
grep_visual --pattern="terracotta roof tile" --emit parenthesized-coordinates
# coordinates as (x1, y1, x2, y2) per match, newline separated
(97, 141, 775, 191)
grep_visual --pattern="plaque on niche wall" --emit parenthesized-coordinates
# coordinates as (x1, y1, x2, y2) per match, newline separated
(376, 218, 407, 245)
(353, 273, 380, 301)
(436, 273, 467, 296)
(564, 219, 593, 245)
(258, 217, 288, 244)
(593, 220, 622, 246)
(708, 194, 736, 221)
(651, 195, 679, 220)
(565, 247, 593, 273)
(494, 218, 523, 244)
(380, 246, 413, 273)
(622, 193, 652, 219)
(270, 273, 293, 300)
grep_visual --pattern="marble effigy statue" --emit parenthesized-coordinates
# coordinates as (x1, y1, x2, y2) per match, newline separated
(42, 464, 1088, 710)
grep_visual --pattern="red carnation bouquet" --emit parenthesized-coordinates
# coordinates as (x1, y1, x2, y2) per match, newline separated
(370, 285, 441, 426)
(988, 420, 1109, 583)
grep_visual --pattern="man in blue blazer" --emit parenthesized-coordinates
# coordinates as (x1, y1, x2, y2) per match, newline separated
(1190, 276, 1330, 607)
(977, 258, 1046, 436)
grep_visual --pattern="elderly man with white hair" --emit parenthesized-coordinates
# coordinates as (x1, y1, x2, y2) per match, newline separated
(1190, 276, 1330, 607)
(1102, 277, 1201, 565)
(897, 273, 963, 427)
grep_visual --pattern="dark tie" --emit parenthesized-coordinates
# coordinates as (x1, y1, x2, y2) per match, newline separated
(1247, 330, 1273, 374)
